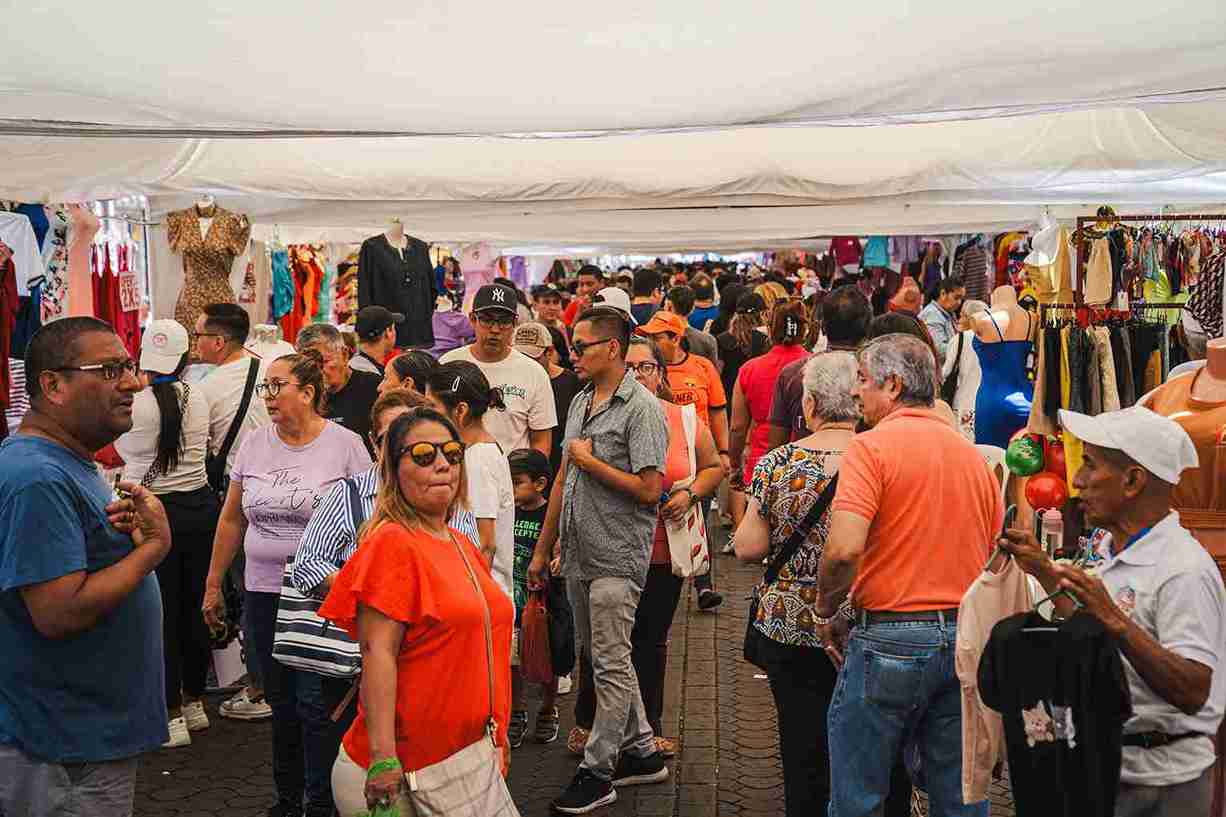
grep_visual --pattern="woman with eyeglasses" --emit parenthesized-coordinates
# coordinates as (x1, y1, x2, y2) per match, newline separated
(113, 320, 217, 749)
(423, 362, 514, 599)
(202, 350, 371, 817)
(322, 408, 515, 817)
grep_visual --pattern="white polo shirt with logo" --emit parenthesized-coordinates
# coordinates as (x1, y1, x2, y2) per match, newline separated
(1094, 511, 1226, 786)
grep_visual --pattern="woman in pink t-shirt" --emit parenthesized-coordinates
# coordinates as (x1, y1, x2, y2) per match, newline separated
(729, 301, 811, 520)
(202, 350, 371, 817)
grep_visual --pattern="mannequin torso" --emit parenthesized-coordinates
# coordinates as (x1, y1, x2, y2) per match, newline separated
(972, 286, 1032, 343)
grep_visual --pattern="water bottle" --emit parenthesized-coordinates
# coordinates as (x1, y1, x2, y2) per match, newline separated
(1041, 509, 1064, 558)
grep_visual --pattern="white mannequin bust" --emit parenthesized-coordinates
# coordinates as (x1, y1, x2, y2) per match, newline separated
(195, 194, 217, 239)
(384, 217, 407, 254)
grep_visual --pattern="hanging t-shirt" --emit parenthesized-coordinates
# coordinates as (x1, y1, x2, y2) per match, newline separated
(231, 421, 372, 592)
(464, 441, 515, 601)
(512, 503, 548, 623)
(829, 236, 863, 268)
(439, 347, 557, 454)
(0, 211, 43, 295)
(978, 611, 1132, 817)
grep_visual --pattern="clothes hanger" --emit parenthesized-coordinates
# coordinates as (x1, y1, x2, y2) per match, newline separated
(984, 505, 1018, 572)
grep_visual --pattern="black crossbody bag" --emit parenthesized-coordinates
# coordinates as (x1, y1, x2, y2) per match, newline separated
(743, 474, 839, 670)
(205, 358, 260, 502)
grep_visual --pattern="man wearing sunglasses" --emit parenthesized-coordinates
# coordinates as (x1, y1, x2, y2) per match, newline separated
(441, 283, 556, 458)
(528, 307, 672, 814)
(0, 317, 173, 817)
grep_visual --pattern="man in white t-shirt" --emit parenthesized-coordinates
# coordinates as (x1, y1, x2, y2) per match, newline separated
(440, 283, 556, 457)
(195, 304, 271, 474)
(1001, 407, 1226, 817)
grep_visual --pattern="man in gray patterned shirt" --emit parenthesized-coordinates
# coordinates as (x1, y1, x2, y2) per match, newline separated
(528, 306, 670, 814)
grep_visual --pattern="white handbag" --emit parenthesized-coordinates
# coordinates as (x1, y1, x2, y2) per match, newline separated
(665, 403, 711, 579)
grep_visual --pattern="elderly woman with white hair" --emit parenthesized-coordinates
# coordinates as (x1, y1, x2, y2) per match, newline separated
(733, 351, 866, 817)
(940, 298, 991, 441)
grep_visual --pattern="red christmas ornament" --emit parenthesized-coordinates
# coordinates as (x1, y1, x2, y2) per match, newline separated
(1044, 438, 1067, 480)
(1025, 472, 1068, 512)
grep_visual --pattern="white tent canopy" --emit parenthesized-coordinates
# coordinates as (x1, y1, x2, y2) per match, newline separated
(2, 1, 1225, 250)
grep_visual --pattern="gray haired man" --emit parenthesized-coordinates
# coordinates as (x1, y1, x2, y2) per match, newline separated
(296, 324, 382, 455)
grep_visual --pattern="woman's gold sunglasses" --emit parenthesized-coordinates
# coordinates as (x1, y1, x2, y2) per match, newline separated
(397, 440, 466, 467)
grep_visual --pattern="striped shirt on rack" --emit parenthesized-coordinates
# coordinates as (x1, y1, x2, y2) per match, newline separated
(290, 465, 479, 597)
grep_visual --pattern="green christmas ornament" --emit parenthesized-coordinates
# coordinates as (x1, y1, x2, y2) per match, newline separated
(1005, 436, 1044, 476)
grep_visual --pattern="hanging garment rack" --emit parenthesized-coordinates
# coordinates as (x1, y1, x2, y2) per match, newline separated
(1071, 212, 1226, 305)
(99, 214, 161, 226)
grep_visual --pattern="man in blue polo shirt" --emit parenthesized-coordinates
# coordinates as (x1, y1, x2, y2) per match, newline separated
(0, 317, 171, 817)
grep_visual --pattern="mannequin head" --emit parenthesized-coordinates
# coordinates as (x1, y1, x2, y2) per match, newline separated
(386, 217, 405, 240)
(1205, 338, 1226, 379)
(990, 285, 1018, 308)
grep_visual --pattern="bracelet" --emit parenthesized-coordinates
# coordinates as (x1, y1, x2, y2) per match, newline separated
(366, 757, 402, 779)
(814, 614, 835, 626)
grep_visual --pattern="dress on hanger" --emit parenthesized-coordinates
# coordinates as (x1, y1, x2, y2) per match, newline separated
(166, 206, 250, 339)
(40, 205, 69, 323)
(973, 312, 1034, 448)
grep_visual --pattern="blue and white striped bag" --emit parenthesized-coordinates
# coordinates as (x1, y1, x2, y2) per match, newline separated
(271, 477, 364, 678)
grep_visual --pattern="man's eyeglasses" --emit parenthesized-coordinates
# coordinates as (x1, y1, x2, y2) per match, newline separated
(398, 440, 466, 467)
(626, 361, 659, 376)
(51, 359, 138, 381)
(254, 379, 295, 398)
(572, 337, 616, 357)
(475, 312, 516, 328)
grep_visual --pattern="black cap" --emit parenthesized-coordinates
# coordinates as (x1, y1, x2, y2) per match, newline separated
(472, 283, 518, 316)
(736, 293, 767, 314)
(355, 305, 405, 340)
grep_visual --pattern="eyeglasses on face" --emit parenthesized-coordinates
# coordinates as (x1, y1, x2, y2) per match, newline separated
(52, 359, 139, 381)
(255, 379, 297, 398)
(625, 361, 659, 376)
(475, 312, 516, 327)
(397, 440, 466, 467)
(572, 337, 616, 357)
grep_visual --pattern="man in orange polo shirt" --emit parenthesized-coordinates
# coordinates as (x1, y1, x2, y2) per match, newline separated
(817, 333, 1003, 817)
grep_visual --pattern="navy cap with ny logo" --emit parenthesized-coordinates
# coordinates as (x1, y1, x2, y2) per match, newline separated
(473, 283, 518, 314)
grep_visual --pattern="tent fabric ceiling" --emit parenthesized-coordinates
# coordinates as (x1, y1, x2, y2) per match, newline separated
(2, 1, 1225, 134)
(1, 2, 1225, 250)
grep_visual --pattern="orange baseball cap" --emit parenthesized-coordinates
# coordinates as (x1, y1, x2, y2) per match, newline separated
(636, 311, 688, 337)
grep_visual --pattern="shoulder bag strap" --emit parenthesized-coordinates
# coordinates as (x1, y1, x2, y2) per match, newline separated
(216, 358, 260, 469)
(762, 473, 839, 586)
(680, 403, 697, 479)
(140, 382, 192, 488)
(449, 530, 498, 745)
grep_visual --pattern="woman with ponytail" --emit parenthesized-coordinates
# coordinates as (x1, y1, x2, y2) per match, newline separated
(115, 319, 217, 749)
(715, 288, 771, 400)
(424, 360, 515, 601)
(727, 301, 811, 528)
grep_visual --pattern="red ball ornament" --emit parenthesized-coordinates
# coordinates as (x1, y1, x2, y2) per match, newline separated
(1044, 438, 1067, 479)
(1025, 472, 1068, 512)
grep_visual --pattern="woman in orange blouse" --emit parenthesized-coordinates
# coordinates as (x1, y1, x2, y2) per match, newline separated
(321, 407, 514, 816)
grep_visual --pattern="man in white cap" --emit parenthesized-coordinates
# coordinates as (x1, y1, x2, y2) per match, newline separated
(1000, 406, 1226, 817)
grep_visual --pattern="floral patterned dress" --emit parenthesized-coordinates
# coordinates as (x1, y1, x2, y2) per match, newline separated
(748, 443, 847, 647)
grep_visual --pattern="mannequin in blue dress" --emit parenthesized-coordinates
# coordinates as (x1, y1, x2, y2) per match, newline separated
(970, 286, 1034, 447)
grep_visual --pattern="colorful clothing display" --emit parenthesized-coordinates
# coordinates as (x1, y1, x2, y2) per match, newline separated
(166, 205, 250, 338)
(40, 205, 69, 323)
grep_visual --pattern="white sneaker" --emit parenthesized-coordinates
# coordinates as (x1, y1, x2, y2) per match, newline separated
(183, 700, 210, 732)
(557, 675, 573, 695)
(219, 688, 273, 721)
(163, 717, 191, 748)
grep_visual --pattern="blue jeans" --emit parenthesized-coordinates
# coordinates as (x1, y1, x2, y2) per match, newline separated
(827, 619, 987, 817)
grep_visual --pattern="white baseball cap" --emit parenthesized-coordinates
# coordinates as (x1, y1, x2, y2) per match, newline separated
(1058, 406, 1198, 485)
(140, 319, 190, 374)
(591, 287, 637, 325)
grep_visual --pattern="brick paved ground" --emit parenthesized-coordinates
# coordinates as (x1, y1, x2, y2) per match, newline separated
(134, 524, 1016, 817)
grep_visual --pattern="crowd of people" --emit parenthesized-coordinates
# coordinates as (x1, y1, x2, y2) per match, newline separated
(0, 254, 1223, 817)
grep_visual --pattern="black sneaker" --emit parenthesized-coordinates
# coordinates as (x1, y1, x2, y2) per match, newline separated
(508, 709, 528, 749)
(612, 751, 669, 787)
(552, 769, 617, 814)
(697, 589, 724, 611)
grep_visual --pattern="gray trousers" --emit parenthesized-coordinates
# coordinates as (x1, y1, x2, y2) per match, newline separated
(1116, 766, 1213, 817)
(567, 576, 656, 779)
(0, 744, 138, 817)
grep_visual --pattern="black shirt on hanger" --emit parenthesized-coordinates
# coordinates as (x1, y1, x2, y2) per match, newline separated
(979, 611, 1132, 817)
(357, 234, 437, 349)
